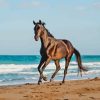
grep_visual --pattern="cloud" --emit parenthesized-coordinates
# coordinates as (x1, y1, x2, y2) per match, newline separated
(76, 5, 86, 11)
(0, 0, 44, 9)
(19, 0, 42, 8)
(0, 0, 9, 8)
(32, 1, 41, 7)
(93, 2, 100, 9)
(76, 2, 100, 12)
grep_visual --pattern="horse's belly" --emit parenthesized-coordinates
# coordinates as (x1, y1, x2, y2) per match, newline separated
(52, 47, 67, 60)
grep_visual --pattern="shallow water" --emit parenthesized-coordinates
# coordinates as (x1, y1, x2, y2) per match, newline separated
(0, 55, 100, 86)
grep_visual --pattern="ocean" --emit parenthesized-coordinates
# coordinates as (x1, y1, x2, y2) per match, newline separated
(0, 55, 100, 86)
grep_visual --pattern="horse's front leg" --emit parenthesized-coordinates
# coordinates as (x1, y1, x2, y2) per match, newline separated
(38, 57, 46, 85)
(38, 57, 51, 85)
(40, 58, 51, 82)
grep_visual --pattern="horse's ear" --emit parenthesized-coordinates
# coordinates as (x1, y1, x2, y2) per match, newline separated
(39, 20, 42, 24)
(42, 22, 46, 26)
(33, 20, 36, 25)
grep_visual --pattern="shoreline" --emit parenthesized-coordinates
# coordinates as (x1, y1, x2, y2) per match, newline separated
(0, 77, 100, 100)
(0, 74, 98, 87)
(0, 77, 98, 87)
(0, 76, 95, 87)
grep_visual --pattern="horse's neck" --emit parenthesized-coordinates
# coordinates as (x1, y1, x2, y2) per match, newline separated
(40, 30, 49, 48)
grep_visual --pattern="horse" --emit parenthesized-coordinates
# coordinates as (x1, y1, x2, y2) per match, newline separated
(33, 20, 87, 85)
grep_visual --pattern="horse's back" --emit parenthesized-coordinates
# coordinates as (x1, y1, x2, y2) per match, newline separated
(61, 39, 74, 49)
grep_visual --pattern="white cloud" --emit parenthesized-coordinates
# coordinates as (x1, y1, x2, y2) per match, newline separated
(32, 1, 41, 7)
(0, 0, 9, 8)
(76, 2, 100, 12)
(76, 5, 86, 11)
(19, 0, 42, 8)
(93, 2, 100, 9)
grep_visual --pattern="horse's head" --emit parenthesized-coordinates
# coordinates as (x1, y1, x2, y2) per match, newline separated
(33, 20, 45, 41)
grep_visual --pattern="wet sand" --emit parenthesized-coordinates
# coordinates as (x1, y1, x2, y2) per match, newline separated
(0, 77, 100, 100)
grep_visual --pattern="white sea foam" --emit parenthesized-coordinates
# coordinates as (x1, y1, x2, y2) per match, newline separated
(0, 61, 100, 74)
(0, 61, 100, 86)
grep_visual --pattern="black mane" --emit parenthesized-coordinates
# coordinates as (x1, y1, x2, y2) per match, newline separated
(44, 27, 54, 38)
(35, 20, 54, 38)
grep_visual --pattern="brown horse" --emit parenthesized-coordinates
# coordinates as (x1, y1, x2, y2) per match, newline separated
(33, 20, 87, 85)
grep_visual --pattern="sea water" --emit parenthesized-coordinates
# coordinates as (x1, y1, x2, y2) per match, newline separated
(0, 55, 100, 86)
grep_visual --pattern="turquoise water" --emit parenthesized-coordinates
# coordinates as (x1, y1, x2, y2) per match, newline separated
(0, 55, 100, 86)
(0, 55, 40, 64)
(0, 55, 100, 64)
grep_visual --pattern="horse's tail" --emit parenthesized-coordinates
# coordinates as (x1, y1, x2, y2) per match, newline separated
(74, 48, 87, 76)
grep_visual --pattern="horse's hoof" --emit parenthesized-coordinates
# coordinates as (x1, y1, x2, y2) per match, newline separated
(50, 79, 52, 82)
(38, 81, 42, 85)
(50, 78, 53, 82)
(38, 82, 41, 85)
(62, 81, 65, 84)
(43, 76, 47, 81)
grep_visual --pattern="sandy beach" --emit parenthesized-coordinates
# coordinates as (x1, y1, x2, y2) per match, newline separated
(0, 77, 99, 100)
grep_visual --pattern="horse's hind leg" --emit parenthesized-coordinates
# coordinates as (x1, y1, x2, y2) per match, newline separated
(50, 60, 61, 82)
(62, 54, 72, 83)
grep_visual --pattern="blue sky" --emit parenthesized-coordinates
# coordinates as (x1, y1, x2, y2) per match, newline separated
(0, 0, 100, 55)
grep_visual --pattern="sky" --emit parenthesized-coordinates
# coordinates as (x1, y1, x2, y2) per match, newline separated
(0, 0, 100, 55)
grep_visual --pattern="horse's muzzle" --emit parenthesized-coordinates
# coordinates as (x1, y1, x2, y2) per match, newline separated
(34, 35, 39, 41)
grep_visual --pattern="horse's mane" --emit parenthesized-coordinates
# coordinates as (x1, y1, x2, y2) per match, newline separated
(35, 20, 54, 38)
(44, 27, 54, 38)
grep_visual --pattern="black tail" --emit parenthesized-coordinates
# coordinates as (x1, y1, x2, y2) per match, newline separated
(74, 48, 87, 76)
